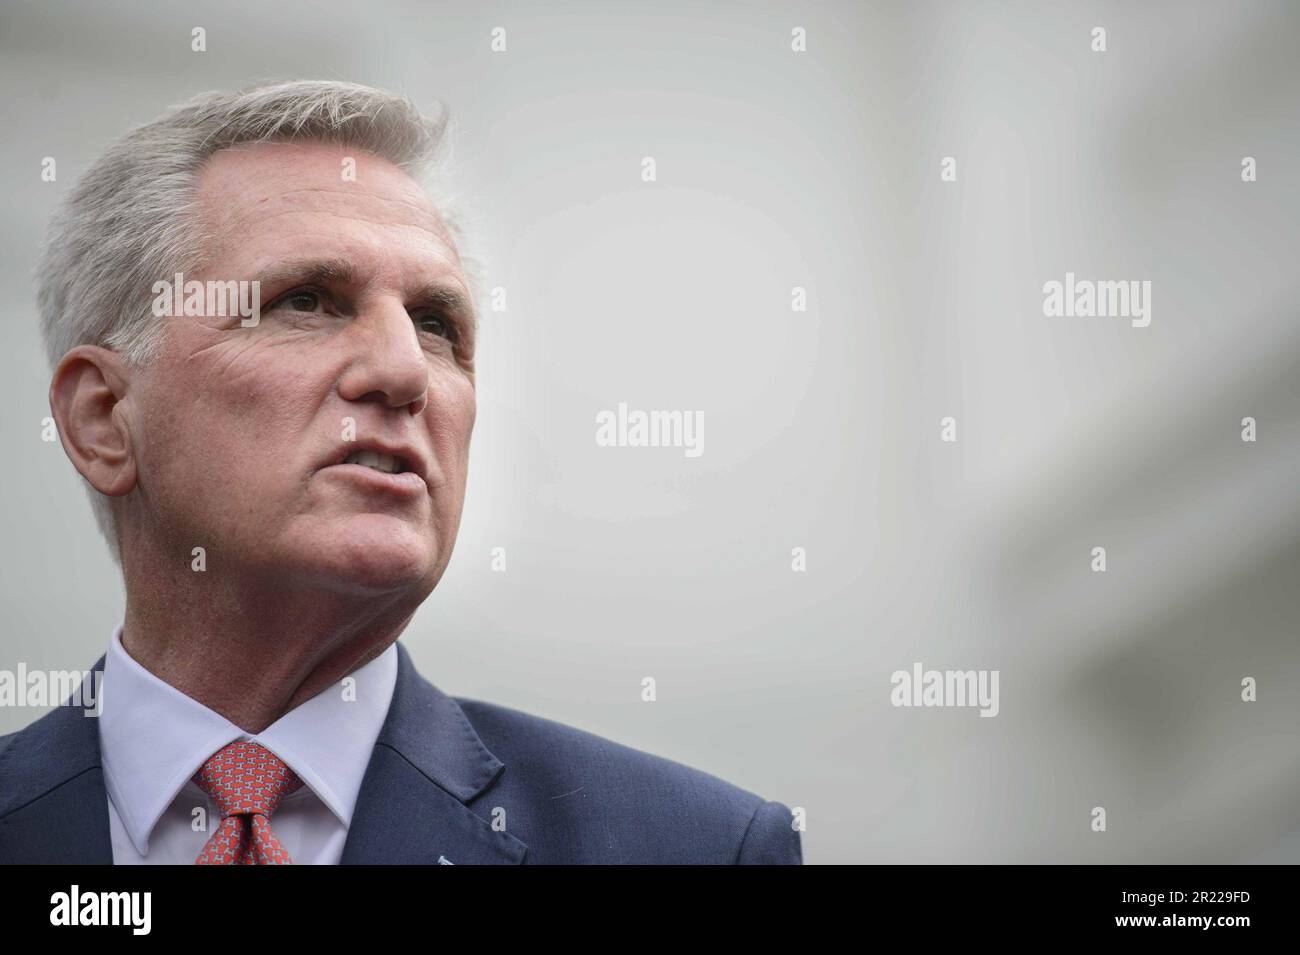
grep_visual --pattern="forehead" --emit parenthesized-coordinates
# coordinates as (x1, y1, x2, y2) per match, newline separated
(193, 140, 460, 276)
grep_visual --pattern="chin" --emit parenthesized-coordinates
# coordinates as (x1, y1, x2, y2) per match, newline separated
(303, 516, 440, 595)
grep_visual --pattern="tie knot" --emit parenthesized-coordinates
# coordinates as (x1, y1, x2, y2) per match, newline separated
(192, 740, 303, 819)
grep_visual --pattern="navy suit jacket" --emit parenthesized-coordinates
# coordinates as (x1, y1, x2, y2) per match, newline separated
(0, 641, 802, 864)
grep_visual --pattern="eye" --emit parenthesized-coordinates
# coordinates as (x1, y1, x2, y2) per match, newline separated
(414, 312, 456, 341)
(272, 289, 325, 313)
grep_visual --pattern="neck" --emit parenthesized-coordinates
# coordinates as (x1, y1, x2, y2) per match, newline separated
(119, 549, 417, 733)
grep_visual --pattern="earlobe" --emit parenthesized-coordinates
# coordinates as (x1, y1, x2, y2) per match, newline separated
(49, 346, 138, 497)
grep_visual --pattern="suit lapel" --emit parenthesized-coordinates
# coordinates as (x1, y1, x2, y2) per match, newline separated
(340, 642, 527, 864)
(0, 656, 114, 864)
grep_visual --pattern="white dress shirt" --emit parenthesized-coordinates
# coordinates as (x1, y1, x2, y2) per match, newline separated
(98, 624, 398, 864)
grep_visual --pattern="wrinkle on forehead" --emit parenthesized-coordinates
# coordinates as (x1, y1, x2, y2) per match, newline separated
(222, 185, 449, 236)
(193, 142, 458, 263)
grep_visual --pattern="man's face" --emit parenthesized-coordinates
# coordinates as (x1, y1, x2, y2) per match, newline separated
(125, 141, 477, 597)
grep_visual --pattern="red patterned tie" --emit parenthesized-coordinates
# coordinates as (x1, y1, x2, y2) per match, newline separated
(192, 740, 304, 865)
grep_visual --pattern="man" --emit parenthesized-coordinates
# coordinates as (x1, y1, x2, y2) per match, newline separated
(0, 81, 801, 864)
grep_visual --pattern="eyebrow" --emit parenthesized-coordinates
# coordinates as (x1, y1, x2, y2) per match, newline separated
(254, 256, 478, 335)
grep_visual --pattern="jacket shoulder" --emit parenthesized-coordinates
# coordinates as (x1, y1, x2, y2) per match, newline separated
(451, 696, 801, 864)
(0, 706, 84, 817)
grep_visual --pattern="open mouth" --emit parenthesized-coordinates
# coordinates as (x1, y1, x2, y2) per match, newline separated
(341, 450, 410, 475)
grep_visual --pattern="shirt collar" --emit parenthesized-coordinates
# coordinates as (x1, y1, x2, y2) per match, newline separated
(98, 623, 398, 857)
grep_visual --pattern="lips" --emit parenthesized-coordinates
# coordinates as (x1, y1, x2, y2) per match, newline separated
(342, 449, 407, 474)
(319, 441, 430, 493)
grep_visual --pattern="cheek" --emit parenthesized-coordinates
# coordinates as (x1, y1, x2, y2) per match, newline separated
(139, 352, 324, 505)
(425, 377, 476, 488)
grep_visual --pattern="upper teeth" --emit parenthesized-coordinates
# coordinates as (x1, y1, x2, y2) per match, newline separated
(344, 451, 403, 474)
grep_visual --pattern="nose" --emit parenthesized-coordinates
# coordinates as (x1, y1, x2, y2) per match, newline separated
(337, 298, 430, 415)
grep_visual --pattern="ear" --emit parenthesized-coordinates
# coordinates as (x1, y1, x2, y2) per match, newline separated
(48, 345, 137, 497)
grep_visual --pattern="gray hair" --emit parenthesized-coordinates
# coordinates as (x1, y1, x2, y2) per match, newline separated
(35, 80, 487, 563)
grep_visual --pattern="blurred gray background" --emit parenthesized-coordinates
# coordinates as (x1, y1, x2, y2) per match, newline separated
(1, 0, 1297, 863)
